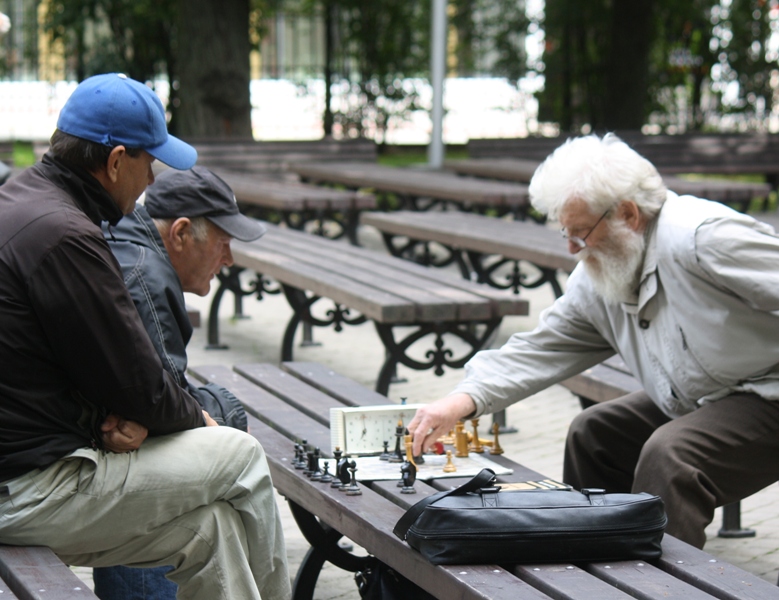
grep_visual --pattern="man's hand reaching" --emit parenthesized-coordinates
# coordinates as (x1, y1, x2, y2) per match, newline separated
(100, 414, 148, 452)
(407, 393, 477, 456)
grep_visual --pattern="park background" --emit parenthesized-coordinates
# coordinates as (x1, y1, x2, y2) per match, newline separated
(3, 1, 779, 158)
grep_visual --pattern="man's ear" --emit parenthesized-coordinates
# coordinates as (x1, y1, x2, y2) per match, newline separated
(617, 200, 643, 232)
(167, 218, 192, 253)
(104, 146, 127, 183)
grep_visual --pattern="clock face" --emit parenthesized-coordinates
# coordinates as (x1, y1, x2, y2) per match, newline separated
(330, 404, 425, 456)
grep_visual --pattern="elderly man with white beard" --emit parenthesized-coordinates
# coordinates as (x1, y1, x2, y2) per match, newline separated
(408, 133, 779, 549)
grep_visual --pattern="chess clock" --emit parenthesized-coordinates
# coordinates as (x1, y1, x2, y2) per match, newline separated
(330, 404, 425, 456)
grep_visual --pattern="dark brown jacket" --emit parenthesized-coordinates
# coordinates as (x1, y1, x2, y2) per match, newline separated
(0, 154, 203, 482)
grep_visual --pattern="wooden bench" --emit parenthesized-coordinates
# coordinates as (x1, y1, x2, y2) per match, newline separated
(361, 210, 576, 298)
(187, 138, 378, 177)
(468, 133, 779, 188)
(560, 356, 759, 541)
(207, 223, 528, 394)
(289, 162, 533, 217)
(213, 169, 376, 245)
(0, 545, 99, 598)
(187, 360, 779, 599)
(446, 157, 772, 213)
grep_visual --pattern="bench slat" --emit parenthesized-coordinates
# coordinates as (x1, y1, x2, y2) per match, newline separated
(587, 560, 717, 599)
(263, 225, 529, 317)
(188, 365, 332, 451)
(514, 564, 635, 600)
(361, 210, 577, 273)
(281, 362, 390, 407)
(0, 546, 98, 599)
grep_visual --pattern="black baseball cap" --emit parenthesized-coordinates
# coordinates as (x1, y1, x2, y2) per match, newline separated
(144, 166, 265, 242)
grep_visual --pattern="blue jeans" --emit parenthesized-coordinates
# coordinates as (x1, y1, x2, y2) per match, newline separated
(93, 565, 177, 600)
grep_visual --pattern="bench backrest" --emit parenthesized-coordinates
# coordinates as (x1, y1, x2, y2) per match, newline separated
(468, 133, 779, 175)
(186, 138, 378, 177)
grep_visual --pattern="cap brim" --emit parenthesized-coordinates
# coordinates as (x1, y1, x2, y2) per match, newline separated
(146, 134, 198, 170)
(207, 213, 267, 242)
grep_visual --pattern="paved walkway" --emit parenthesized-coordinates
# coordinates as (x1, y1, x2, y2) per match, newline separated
(74, 224, 779, 597)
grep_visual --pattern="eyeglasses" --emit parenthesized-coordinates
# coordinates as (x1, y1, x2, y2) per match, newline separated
(561, 209, 610, 250)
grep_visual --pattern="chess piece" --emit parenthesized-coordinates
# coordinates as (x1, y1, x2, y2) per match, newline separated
(443, 450, 457, 473)
(490, 422, 505, 455)
(293, 443, 305, 469)
(337, 455, 351, 491)
(310, 448, 323, 481)
(320, 461, 333, 483)
(379, 440, 391, 461)
(304, 449, 315, 477)
(388, 419, 405, 463)
(332, 447, 345, 488)
(440, 428, 456, 445)
(400, 461, 417, 494)
(455, 421, 469, 457)
(403, 430, 417, 467)
(345, 460, 362, 496)
(469, 418, 484, 453)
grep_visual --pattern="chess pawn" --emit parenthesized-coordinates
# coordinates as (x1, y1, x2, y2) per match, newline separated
(320, 461, 333, 483)
(379, 440, 391, 461)
(469, 418, 484, 453)
(489, 422, 505, 455)
(442, 450, 457, 473)
(455, 421, 469, 458)
(345, 460, 362, 496)
(304, 450, 315, 477)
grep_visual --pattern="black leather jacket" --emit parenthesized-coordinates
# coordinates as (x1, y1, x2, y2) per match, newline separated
(104, 205, 246, 430)
(0, 155, 204, 482)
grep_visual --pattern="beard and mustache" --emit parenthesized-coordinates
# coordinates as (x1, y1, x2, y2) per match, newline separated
(577, 220, 647, 305)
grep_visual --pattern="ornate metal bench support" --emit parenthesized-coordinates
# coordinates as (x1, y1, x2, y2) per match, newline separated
(287, 500, 371, 600)
(373, 320, 501, 395)
(466, 251, 564, 298)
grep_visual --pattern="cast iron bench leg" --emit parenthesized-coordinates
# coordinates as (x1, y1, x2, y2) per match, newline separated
(287, 501, 371, 600)
(717, 501, 755, 538)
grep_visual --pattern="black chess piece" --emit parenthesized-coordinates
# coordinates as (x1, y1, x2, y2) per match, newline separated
(379, 440, 391, 461)
(388, 422, 404, 463)
(304, 450, 315, 477)
(345, 460, 362, 496)
(293, 443, 304, 469)
(337, 455, 351, 492)
(310, 448, 323, 481)
(320, 461, 333, 483)
(400, 461, 417, 494)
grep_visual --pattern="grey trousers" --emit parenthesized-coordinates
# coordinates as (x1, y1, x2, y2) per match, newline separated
(563, 391, 779, 548)
(0, 426, 291, 600)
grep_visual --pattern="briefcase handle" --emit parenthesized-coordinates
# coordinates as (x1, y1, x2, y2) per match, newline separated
(393, 468, 496, 541)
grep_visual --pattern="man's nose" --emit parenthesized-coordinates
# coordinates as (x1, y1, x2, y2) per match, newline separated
(223, 245, 234, 267)
(568, 239, 583, 254)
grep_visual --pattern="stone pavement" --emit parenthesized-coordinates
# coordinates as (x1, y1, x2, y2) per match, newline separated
(73, 224, 779, 597)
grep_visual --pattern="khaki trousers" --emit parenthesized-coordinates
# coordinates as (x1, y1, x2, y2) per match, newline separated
(0, 427, 291, 600)
(563, 391, 779, 548)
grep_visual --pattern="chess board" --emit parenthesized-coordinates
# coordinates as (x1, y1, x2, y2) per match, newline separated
(351, 453, 513, 481)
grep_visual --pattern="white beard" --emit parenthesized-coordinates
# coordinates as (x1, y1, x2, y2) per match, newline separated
(579, 222, 646, 305)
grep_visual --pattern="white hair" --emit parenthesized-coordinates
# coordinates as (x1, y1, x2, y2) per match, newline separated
(528, 133, 667, 221)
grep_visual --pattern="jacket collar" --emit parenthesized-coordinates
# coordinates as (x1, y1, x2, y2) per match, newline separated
(40, 153, 124, 227)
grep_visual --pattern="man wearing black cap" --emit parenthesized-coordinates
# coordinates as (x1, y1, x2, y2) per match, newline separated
(0, 74, 291, 600)
(93, 167, 266, 599)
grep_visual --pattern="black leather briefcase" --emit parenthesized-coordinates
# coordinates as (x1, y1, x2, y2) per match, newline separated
(393, 469, 667, 565)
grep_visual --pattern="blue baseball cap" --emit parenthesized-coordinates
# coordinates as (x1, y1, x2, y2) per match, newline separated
(57, 73, 197, 170)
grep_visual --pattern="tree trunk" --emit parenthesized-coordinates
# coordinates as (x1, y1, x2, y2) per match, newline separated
(602, 0, 655, 130)
(175, 0, 253, 139)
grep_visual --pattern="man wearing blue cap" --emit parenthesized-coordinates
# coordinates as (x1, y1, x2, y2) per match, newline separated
(0, 74, 291, 600)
